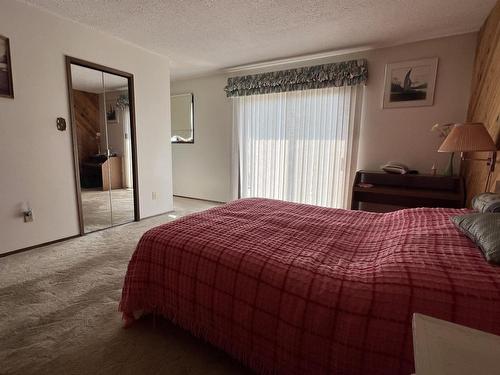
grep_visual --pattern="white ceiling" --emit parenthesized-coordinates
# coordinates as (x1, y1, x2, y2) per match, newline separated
(71, 65, 128, 93)
(25, 0, 495, 80)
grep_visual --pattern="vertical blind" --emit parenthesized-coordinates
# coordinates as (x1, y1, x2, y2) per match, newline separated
(233, 85, 363, 208)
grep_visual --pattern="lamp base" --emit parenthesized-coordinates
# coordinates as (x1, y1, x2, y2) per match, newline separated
(444, 152, 454, 176)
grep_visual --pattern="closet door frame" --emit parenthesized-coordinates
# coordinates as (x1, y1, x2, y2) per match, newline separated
(65, 56, 140, 235)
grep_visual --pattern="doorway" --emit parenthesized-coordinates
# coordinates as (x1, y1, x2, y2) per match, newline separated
(66, 57, 139, 234)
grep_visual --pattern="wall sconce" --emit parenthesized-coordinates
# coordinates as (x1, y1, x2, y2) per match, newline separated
(438, 122, 498, 191)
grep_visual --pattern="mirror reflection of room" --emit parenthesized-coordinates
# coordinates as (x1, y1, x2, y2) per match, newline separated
(171, 93, 194, 143)
(70, 65, 135, 233)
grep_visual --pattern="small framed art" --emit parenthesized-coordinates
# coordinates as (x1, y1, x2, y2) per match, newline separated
(383, 57, 438, 108)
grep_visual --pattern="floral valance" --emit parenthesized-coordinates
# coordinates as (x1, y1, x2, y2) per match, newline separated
(224, 59, 368, 97)
(116, 94, 129, 109)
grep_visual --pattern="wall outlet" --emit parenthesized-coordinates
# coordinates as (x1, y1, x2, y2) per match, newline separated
(24, 209, 33, 223)
(152, 192, 158, 200)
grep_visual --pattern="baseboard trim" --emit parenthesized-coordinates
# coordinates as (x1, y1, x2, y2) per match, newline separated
(173, 194, 226, 204)
(1, 218, 144, 258)
(1, 198, 222, 258)
(0, 234, 80, 258)
(141, 210, 175, 220)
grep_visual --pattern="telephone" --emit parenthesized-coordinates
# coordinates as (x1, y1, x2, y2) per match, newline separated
(381, 162, 410, 174)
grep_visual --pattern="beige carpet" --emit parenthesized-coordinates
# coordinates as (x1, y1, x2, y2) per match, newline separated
(81, 188, 135, 233)
(0, 197, 251, 375)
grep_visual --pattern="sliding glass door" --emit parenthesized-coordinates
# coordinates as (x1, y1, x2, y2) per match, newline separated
(233, 86, 363, 208)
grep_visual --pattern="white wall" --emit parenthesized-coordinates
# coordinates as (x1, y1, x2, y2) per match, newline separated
(171, 75, 232, 202)
(355, 34, 476, 173)
(0, 0, 173, 254)
(171, 33, 477, 202)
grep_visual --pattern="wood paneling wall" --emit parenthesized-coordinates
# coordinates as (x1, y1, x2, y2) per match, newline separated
(463, 1, 500, 204)
(73, 89, 100, 167)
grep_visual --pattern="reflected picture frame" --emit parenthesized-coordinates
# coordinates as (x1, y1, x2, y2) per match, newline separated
(0, 35, 14, 99)
(383, 57, 438, 109)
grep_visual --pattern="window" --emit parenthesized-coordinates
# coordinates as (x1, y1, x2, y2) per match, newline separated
(233, 85, 363, 208)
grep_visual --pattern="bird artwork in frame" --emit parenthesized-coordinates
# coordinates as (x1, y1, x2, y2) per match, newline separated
(383, 57, 438, 108)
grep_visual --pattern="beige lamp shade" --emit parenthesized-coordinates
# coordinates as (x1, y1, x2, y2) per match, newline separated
(438, 123, 497, 152)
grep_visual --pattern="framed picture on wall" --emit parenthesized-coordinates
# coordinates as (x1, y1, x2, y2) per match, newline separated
(106, 104, 117, 123)
(383, 57, 438, 108)
(0, 35, 14, 99)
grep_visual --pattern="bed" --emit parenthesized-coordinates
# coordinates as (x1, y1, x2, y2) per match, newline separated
(119, 198, 500, 375)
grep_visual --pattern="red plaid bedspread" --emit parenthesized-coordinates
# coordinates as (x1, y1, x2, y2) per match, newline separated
(119, 198, 500, 374)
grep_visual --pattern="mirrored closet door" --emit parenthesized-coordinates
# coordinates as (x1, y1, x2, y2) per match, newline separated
(67, 58, 138, 234)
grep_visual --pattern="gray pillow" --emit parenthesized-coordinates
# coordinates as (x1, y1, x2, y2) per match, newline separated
(472, 193, 500, 213)
(451, 213, 500, 264)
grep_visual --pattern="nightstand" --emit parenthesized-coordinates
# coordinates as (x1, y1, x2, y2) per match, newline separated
(412, 313, 500, 375)
(351, 170, 465, 212)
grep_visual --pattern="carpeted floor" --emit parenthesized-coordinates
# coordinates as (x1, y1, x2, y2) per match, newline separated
(0, 197, 251, 375)
(81, 188, 135, 233)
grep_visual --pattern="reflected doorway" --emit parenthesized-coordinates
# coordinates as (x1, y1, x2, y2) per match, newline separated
(66, 57, 139, 234)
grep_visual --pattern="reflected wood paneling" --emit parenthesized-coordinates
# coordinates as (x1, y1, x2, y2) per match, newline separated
(463, 1, 500, 205)
(73, 89, 100, 167)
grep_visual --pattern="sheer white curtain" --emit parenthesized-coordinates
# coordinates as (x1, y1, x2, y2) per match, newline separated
(232, 85, 363, 208)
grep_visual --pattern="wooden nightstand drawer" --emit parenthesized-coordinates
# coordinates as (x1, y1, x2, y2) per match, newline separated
(351, 170, 465, 212)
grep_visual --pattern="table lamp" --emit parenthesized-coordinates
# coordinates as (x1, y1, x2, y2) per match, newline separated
(438, 122, 497, 191)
